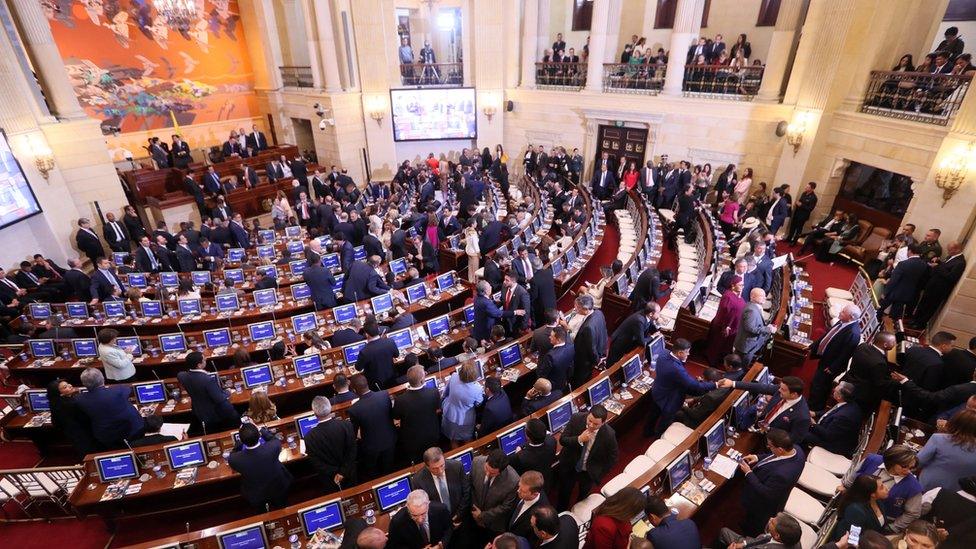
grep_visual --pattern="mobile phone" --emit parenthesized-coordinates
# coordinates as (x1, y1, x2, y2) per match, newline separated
(848, 525, 861, 547)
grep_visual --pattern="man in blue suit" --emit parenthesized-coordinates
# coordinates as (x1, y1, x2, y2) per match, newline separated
(331, 318, 365, 347)
(229, 213, 251, 249)
(765, 187, 790, 235)
(480, 376, 513, 436)
(809, 303, 862, 411)
(302, 254, 338, 310)
(645, 494, 701, 549)
(804, 382, 863, 457)
(347, 374, 397, 479)
(746, 241, 773, 293)
(228, 423, 293, 511)
(342, 257, 389, 303)
(356, 322, 399, 389)
(89, 257, 126, 303)
(737, 428, 805, 536)
(645, 338, 718, 436)
(473, 280, 519, 342)
(337, 235, 355, 272)
(878, 243, 928, 321)
(538, 327, 574, 394)
(731, 375, 812, 443)
(590, 163, 616, 200)
(177, 351, 240, 434)
(203, 166, 222, 194)
(75, 368, 145, 449)
(479, 219, 508, 254)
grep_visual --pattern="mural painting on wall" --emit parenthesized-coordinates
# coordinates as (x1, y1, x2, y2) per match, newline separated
(42, 0, 257, 133)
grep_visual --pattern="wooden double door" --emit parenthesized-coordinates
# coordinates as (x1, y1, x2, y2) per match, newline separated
(595, 125, 648, 174)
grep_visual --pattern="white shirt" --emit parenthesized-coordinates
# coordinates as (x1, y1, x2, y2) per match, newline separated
(514, 493, 541, 522)
(754, 449, 797, 469)
(765, 396, 801, 424)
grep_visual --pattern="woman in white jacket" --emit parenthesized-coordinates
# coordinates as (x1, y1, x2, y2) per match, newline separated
(463, 219, 480, 282)
(97, 328, 136, 382)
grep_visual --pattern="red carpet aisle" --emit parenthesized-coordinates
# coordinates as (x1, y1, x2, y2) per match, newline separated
(557, 223, 621, 310)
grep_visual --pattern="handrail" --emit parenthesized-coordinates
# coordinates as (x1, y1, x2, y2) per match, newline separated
(535, 62, 587, 90)
(602, 62, 666, 95)
(860, 70, 971, 126)
(682, 63, 764, 100)
(279, 66, 314, 89)
(398, 62, 463, 86)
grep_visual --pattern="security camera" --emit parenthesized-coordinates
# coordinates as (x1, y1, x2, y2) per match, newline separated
(313, 102, 325, 117)
(319, 119, 335, 130)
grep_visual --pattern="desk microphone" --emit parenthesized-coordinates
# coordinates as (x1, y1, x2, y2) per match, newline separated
(123, 438, 148, 469)
(742, 534, 772, 548)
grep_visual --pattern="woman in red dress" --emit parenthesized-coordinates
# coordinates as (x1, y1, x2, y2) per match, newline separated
(705, 276, 747, 368)
(622, 161, 639, 191)
(582, 487, 647, 549)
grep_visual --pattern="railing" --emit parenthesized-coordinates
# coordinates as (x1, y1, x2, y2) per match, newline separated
(279, 66, 313, 88)
(535, 62, 587, 90)
(602, 62, 666, 95)
(398, 62, 463, 86)
(860, 70, 972, 126)
(682, 64, 764, 100)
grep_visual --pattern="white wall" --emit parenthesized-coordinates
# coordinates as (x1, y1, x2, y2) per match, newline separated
(931, 20, 976, 55)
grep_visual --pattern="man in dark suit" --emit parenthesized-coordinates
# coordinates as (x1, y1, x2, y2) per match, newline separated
(347, 374, 397, 479)
(537, 326, 574, 394)
(169, 135, 191, 168)
(471, 450, 519, 538)
(590, 163, 615, 200)
(102, 212, 131, 252)
(628, 265, 663, 311)
(89, 257, 125, 303)
(529, 266, 558, 325)
(174, 234, 196, 272)
(804, 382, 863, 457)
(809, 303, 863, 411)
(473, 281, 518, 342)
(480, 377, 513, 436)
(736, 428, 805, 536)
(388, 489, 453, 549)
(75, 218, 105, 263)
(765, 187, 790, 235)
(787, 182, 819, 244)
(331, 318, 365, 347)
(674, 185, 697, 241)
(303, 254, 338, 310)
(943, 337, 976, 387)
(501, 273, 530, 336)
(393, 366, 441, 465)
(646, 338, 719, 436)
(675, 368, 733, 428)
(245, 125, 268, 151)
(901, 331, 956, 418)
(63, 259, 92, 301)
(843, 332, 897, 412)
(718, 512, 804, 549)
(746, 241, 773, 294)
(646, 494, 702, 549)
(509, 471, 549, 544)
(411, 446, 471, 529)
(295, 192, 316, 227)
(177, 352, 241, 433)
(228, 423, 293, 511)
(892, 367, 976, 422)
(556, 405, 618, 510)
(479, 219, 507, 254)
(529, 310, 560, 356)
(148, 137, 169, 167)
(607, 302, 660, 367)
(356, 322, 399, 390)
(519, 378, 562, 417)
(878, 244, 928, 321)
(211, 197, 233, 221)
(511, 247, 535, 286)
(265, 159, 285, 182)
(221, 134, 241, 158)
(510, 419, 557, 487)
(482, 253, 505, 294)
(735, 288, 775, 365)
(229, 214, 251, 249)
(202, 166, 222, 195)
(912, 243, 966, 328)
(731, 375, 812, 443)
(337, 236, 356, 272)
(75, 368, 145, 449)
(530, 506, 579, 549)
(304, 396, 357, 492)
(183, 174, 207, 214)
(342, 257, 389, 303)
(240, 163, 259, 188)
(569, 294, 608, 388)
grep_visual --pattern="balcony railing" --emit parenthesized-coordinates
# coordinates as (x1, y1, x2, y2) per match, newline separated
(860, 71, 971, 126)
(602, 62, 666, 95)
(535, 62, 587, 90)
(279, 66, 313, 88)
(682, 64, 764, 100)
(399, 63, 463, 86)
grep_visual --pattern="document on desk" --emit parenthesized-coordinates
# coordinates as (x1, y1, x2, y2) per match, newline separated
(160, 423, 190, 440)
(709, 454, 739, 479)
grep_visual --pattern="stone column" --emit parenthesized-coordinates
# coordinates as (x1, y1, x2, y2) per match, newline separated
(519, 0, 540, 88)
(299, 0, 324, 88)
(757, 0, 806, 103)
(536, 0, 551, 60)
(661, 0, 706, 96)
(8, 0, 85, 119)
(314, 0, 343, 92)
(584, 0, 612, 92)
(503, 1, 521, 88)
(0, 23, 43, 133)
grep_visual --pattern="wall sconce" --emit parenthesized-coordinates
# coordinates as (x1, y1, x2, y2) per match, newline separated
(483, 105, 497, 122)
(785, 114, 808, 156)
(364, 95, 385, 126)
(27, 134, 55, 180)
(935, 140, 975, 206)
(369, 110, 385, 125)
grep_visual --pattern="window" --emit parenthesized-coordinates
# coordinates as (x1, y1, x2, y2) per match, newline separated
(756, 0, 781, 27)
(572, 0, 593, 31)
(654, 0, 710, 29)
(944, 0, 976, 21)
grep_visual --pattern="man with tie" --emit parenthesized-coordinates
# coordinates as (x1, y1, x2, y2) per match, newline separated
(229, 213, 251, 249)
(75, 218, 105, 262)
(134, 236, 163, 273)
(568, 294, 608, 388)
(303, 396, 357, 492)
(0, 268, 31, 311)
(89, 257, 125, 303)
(387, 489, 452, 549)
(511, 246, 535, 286)
(646, 338, 720, 436)
(295, 192, 315, 228)
(537, 326, 574, 394)
(410, 447, 471, 529)
(501, 272, 530, 336)
(203, 165, 222, 195)
(102, 212, 131, 252)
(809, 303, 862, 412)
(211, 196, 233, 221)
(13, 261, 64, 302)
(245, 124, 268, 151)
(265, 159, 285, 182)
(221, 132, 241, 158)
(471, 449, 519, 540)
(590, 163, 615, 200)
(765, 187, 790, 236)
(804, 382, 863, 457)
(148, 137, 169, 168)
(912, 242, 966, 328)
(877, 243, 928, 321)
(509, 471, 549, 544)
(175, 234, 197, 272)
(687, 36, 707, 63)
(736, 428, 806, 536)
(731, 376, 812, 443)
(555, 405, 619, 510)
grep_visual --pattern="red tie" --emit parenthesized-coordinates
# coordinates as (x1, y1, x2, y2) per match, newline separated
(505, 289, 513, 308)
(762, 400, 785, 429)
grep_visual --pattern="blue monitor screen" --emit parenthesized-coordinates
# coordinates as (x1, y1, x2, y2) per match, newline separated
(293, 354, 322, 377)
(733, 393, 751, 428)
(299, 500, 343, 536)
(547, 400, 574, 432)
(178, 298, 202, 315)
(285, 225, 302, 238)
(166, 441, 206, 469)
(667, 451, 692, 492)
(159, 334, 187, 353)
(353, 246, 366, 261)
(317, 235, 332, 249)
(388, 329, 413, 353)
(757, 366, 771, 386)
(286, 240, 305, 255)
(256, 245, 275, 260)
(29, 303, 51, 319)
(116, 337, 142, 356)
(141, 301, 163, 317)
(204, 329, 231, 348)
(463, 305, 474, 324)
(551, 257, 563, 277)
(331, 274, 344, 293)
(498, 424, 526, 455)
(423, 376, 438, 390)
(389, 257, 408, 275)
(291, 312, 317, 334)
(342, 341, 366, 364)
(112, 252, 128, 265)
(253, 289, 278, 307)
(191, 271, 212, 285)
(371, 293, 394, 315)
(26, 390, 49, 412)
(218, 524, 267, 549)
(512, 235, 523, 250)
(134, 382, 166, 404)
(333, 304, 357, 324)
(160, 272, 179, 287)
(436, 271, 456, 291)
(258, 229, 276, 244)
(291, 283, 312, 301)
(623, 355, 643, 383)
(499, 344, 522, 369)
(406, 283, 428, 303)
(216, 293, 240, 312)
(66, 302, 88, 318)
(288, 260, 306, 277)
(103, 300, 126, 318)
(248, 322, 276, 342)
(374, 475, 411, 512)
(647, 334, 666, 367)
(616, 277, 628, 295)
(450, 450, 473, 475)
(127, 273, 148, 288)
(296, 414, 319, 438)
(588, 377, 612, 406)
(703, 418, 726, 458)
(256, 265, 278, 279)
(224, 269, 245, 284)
(72, 339, 98, 358)
(321, 253, 340, 270)
(96, 452, 138, 483)
(28, 339, 55, 358)
(241, 364, 273, 388)
(565, 247, 577, 266)
(226, 248, 246, 263)
(426, 315, 450, 338)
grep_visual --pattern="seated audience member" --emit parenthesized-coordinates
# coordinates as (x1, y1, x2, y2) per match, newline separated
(676, 368, 733, 427)
(645, 494, 702, 549)
(737, 428, 805, 536)
(582, 487, 646, 549)
(177, 351, 241, 433)
(718, 512, 803, 549)
(925, 476, 976, 547)
(530, 505, 579, 549)
(519, 377, 561, 417)
(831, 475, 890, 540)
(804, 381, 863, 457)
(129, 415, 178, 447)
(228, 423, 293, 511)
(387, 489, 452, 548)
(74, 367, 145, 449)
(843, 444, 923, 533)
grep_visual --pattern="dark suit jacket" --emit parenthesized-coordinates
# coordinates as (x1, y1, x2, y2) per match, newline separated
(651, 353, 716, 426)
(471, 456, 520, 533)
(245, 131, 267, 150)
(479, 221, 507, 254)
(227, 438, 293, 508)
(736, 381, 812, 442)
(647, 514, 702, 549)
(740, 447, 805, 525)
(843, 343, 892, 411)
(509, 436, 557, 487)
(331, 328, 365, 347)
(303, 265, 338, 309)
(102, 221, 131, 249)
(347, 390, 396, 454)
(545, 514, 582, 549)
(538, 342, 574, 394)
(90, 269, 125, 301)
(411, 459, 471, 518)
(304, 417, 357, 487)
(557, 412, 618, 483)
(811, 321, 862, 375)
(886, 256, 927, 303)
(64, 269, 92, 300)
(357, 337, 399, 389)
(805, 401, 863, 457)
(76, 228, 104, 261)
(607, 312, 651, 366)
(229, 221, 250, 249)
(572, 311, 608, 388)
(509, 492, 550, 544)
(903, 346, 944, 391)
(75, 385, 145, 448)
(177, 369, 240, 428)
(628, 267, 662, 310)
(473, 294, 512, 341)
(392, 386, 441, 462)
(330, 391, 357, 405)
(943, 349, 976, 387)
(677, 387, 732, 428)
(483, 259, 504, 293)
(480, 392, 514, 436)
(520, 391, 562, 417)
(388, 501, 452, 549)
(529, 267, 557, 314)
(343, 261, 389, 303)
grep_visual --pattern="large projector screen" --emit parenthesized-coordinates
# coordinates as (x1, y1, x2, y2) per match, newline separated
(0, 130, 43, 230)
(390, 88, 477, 142)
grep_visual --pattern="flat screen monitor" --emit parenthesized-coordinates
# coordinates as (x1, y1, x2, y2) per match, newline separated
(666, 450, 692, 493)
(498, 343, 522, 369)
(463, 305, 474, 324)
(216, 293, 240, 312)
(159, 272, 179, 287)
(702, 418, 726, 458)
(165, 440, 206, 469)
(423, 376, 438, 390)
(565, 246, 577, 266)
(317, 235, 332, 249)
(321, 253, 340, 270)
(226, 248, 246, 263)
(103, 300, 126, 318)
(253, 288, 278, 307)
(204, 328, 231, 348)
(588, 377, 612, 407)
(426, 315, 450, 338)
(646, 333, 666, 367)
(65, 302, 88, 318)
(333, 304, 357, 324)
(389, 257, 408, 276)
(116, 336, 142, 356)
(512, 235, 523, 250)
(288, 262, 308, 281)
(291, 312, 317, 334)
(732, 393, 751, 428)
(241, 363, 273, 389)
(546, 399, 574, 432)
(159, 334, 187, 353)
(248, 321, 276, 342)
(371, 292, 394, 315)
(436, 271, 457, 291)
(178, 298, 202, 315)
(95, 452, 138, 483)
(112, 252, 127, 265)
(295, 413, 320, 438)
(224, 268, 245, 284)
(256, 245, 275, 260)
(29, 303, 50, 319)
(616, 277, 628, 295)
(353, 246, 366, 261)
(285, 225, 302, 238)
(28, 339, 55, 358)
(374, 474, 412, 513)
(390, 87, 477, 142)
(623, 355, 643, 383)
(290, 283, 312, 301)
(757, 366, 772, 386)
(191, 271, 212, 285)
(293, 354, 323, 378)
(551, 257, 563, 277)
(286, 240, 305, 255)
(258, 229, 276, 244)
(497, 424, 526, 455)
(217, 523, 268, 549)
(25, 389, 49, 412)
(255, 265, 278, 279)
(388, 328, 414, 353)
(133, 381, 166, 405)
(298, 499, 344, 537)
(140, 300, 163, 317)
(448, 449, 473, 475)
(127, 273, 147, 288)
(406, 282, 428, 304)
(342, 341, 367, 365)
(72, 338, 98, 358)
(628, 262, 639, 282)
(331, 273, 344, 293)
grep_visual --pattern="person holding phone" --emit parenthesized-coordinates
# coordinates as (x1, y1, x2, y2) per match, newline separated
(831, 475, 889, 541)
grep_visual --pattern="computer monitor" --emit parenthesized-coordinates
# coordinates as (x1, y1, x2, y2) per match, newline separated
(178, 298, 202, 315)
(317, 235, 332, 248)
(293, 354, 323, 378)
(256, 244, 275, 260)
(701, 418, 726, 458)
(388, 328, 414, 353)
(191, 271, 212, 285)
(498, 343, 522, 369)
(565, 246, 577, 265)
(204, 328, 232, 348)
(253, 288, 278, 307)
(288, 260, 307, 278)
(25, 389, 49, 412)
(285, 225, 302, 238)
(321, 253, 340, 270)
(331, 274, 344, 293)
(103, 301, 126, 318)
(623, 355, 643, 383)
(133, 381, 166, 405)
(290, 283, 312, 301)
(72, 338, 98, 358)
(353, 246, 366, 261)
(628, 262, 639, 282)
(295, 413, 320, 439)
(587, 377, 612, 407)
(159, 272, 179, 287)
(112, 251, 127, 265)
(298, 498, 344, 537)
(374, 474, 412, 513)
(241, 364, 273, 389)
(28, 339, 55, 358)
(463, 305, 475, 324)
(223, 268, 245, 285)
(447, 448, 473, 475)
(286, 240, 305, 255)
(165, 440, 207, 470)
(95, 451, 138, 483)
(140, 300, 163, 317)
(28, 303, 51, 319)
(389, 257, 408, 276)
(247, 321, 276, 342)
(551, 257, 563, 277)
(497, 424, 526, 455)
(291, 312, 317, 334)
(127, 273, 148, 288)
(258, 229, 276, 244)
(666, 450, 693, 493)
(342, 341, 366, 365)
(406, 282, 428, 304)
(216, 293, 241, 312)
(256, 265, 278, 279)
(65, 302, 88, 318)
(116, 337, 142, 356)
(732, 393, 751, 428)
(332, 304, 357, 324)
(616, 277, 628, 295)
(426, 315, 450, 338)
(371, 292, 394, 315)
(158, 334, 187, 354)
(436, 271, 457, 291)
(423, 376, 438, 390)
(217, 523, 268, 549)
(512, 235, 523, 250)
(546, 398, 574, 432)
(646, 333, 666, 367)
(757, 366, 772, 386)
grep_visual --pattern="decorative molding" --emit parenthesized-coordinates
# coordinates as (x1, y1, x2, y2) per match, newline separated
(524, 130, 563, 148)
(687, 147, 746, 167)
(578, 108, 666, 127)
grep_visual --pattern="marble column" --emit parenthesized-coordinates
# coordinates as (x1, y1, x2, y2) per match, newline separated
(536, 0, 551, 60)
(519, 0, 540, 88)
(757, 0, 806, 103)
(661, 0, 706, 96)
(584, 0, 612, 92)
(314, 0, 343, 92)
(299, 0, 324, 88)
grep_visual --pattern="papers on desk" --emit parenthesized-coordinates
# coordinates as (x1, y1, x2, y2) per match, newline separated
(160, 423, 190, 440)
(708, 453, 739, 479)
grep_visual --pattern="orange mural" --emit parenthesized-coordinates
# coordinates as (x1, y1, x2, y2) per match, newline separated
(42, 0, 257, 133)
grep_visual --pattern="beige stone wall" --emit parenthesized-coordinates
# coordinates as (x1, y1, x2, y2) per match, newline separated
(103, 117, 268, 164)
